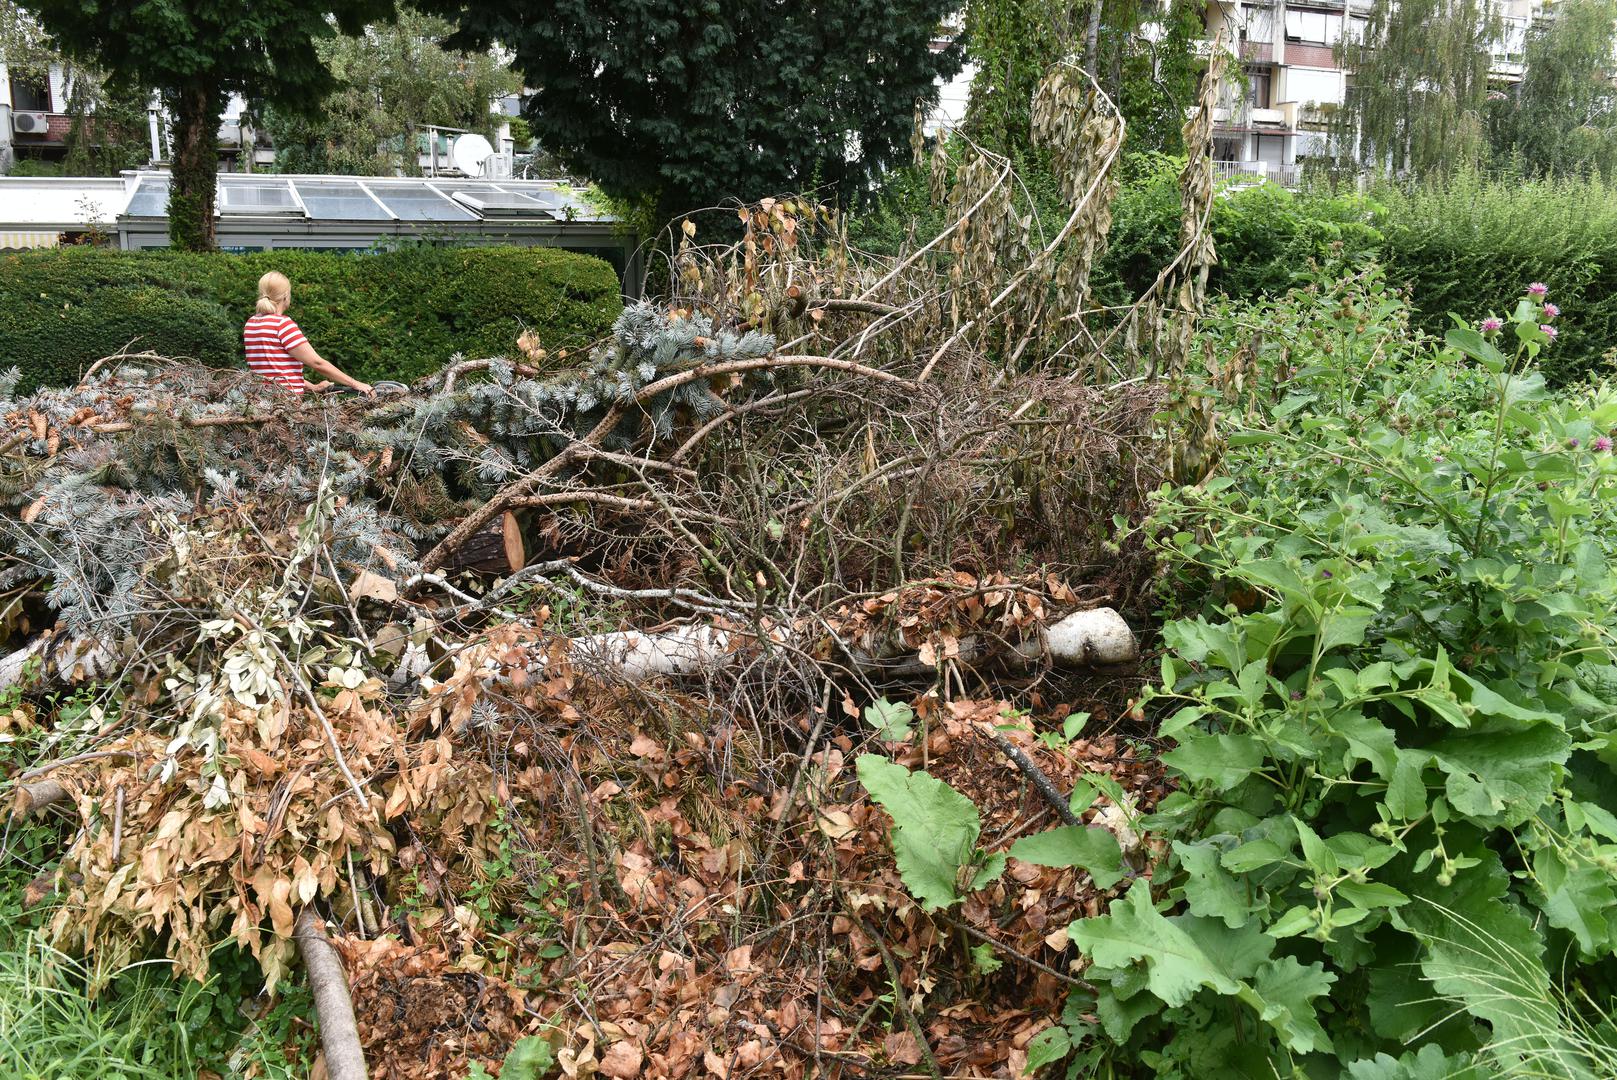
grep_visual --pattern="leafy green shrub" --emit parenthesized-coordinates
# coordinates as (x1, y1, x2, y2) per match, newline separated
(0, 246, 623, 392)
(856, 271, 1617, 1075)
(1097, 155, 1383, 306)
(1061, 274, 1617, 1075)
(1374, 171, 1617, 383)
(0, 285, 240, 391)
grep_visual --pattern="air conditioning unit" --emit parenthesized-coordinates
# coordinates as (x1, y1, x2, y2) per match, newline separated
(11, 112, 49, 135)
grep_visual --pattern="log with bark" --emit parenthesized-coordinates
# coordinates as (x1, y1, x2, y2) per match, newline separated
(436, 511, 526, 576)
(10, 778, 66, 819)
(6, 606, 1139, 706)
(295, 908, 369, 1080)
(567, 606, 1137, 682)
(0, 634, 117, 693)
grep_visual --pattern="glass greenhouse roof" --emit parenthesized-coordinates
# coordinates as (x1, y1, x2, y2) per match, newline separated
(0, 172, 602, 226)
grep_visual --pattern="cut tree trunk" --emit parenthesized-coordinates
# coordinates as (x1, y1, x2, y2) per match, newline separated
(295, 908, 368, 1080)
(11, 779, 66, 819)
(567, 607, 1138, 683)
(6, 607, 1136, 701)
(0, 634, 118, 693)
(438, 511, 525, 576)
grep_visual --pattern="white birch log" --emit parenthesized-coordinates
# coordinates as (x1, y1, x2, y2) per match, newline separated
(294, 908, 369, 1080)
(13, 606, 1133, 697)
(570, 624, 746, 680)
(0, 634, 119, 695)
(564, 607, 1135, 682)
(1017, 607, 1138, 666)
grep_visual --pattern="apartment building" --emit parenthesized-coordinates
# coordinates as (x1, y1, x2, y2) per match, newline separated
(0, 62, 270, 174)
(1206, 0, 1539, 184)
(0, 61, 91, 172)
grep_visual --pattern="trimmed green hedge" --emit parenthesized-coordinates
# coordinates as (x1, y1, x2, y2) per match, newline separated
(1372, 172, 1617, 384)
(1095, 155, 1383, 306)
(1100, 164, 1617, 382)
(0, 246, 623, 392)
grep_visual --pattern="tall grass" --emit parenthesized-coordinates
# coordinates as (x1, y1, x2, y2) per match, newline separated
(1416, 900, 1617, 1080)
(0, 940, 199, 1078)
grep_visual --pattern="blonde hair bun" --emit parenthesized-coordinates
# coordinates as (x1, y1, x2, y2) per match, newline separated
(255, 271, 291, 315)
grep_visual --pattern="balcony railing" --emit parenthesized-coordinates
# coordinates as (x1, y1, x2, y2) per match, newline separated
(1213, 160, 1302, 189)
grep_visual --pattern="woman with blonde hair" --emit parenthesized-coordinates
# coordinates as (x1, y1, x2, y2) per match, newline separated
(244, 271, 373, 396)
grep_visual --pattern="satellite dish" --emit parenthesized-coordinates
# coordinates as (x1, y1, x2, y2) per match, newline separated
(449, 133, 495, 177)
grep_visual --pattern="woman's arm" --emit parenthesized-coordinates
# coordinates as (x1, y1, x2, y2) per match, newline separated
(287, 342, 373, 395)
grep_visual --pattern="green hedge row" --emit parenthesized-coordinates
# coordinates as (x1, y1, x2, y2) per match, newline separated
(1102, 163, 1617, 382)
(1095, 159, 1382, 306)
(854, 152, 1617, 383)
(1373, 172, 1617, 384)
(0, 245, 624, 392)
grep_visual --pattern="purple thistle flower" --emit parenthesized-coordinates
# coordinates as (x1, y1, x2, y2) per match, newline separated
(1569, 437, 1582, 448)
(1528, 282, 1550, 298)
(1541, 324, 1559, 340)
(1432, 454, 1445, 462)
(1595, 436, 1614, 453)
(1480, 316, 1504, 333)
(1543, 303, 1560, 319)
(1321, 569, 1333, 579)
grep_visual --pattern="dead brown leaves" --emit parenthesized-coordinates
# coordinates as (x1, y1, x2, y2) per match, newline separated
(319, 618, 1164, 1080)
(25, 565, 1163, 1078)
(822, 571, 1093, 667)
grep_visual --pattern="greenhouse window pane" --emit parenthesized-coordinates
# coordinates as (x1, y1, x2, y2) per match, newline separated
(372, 186, 475, 221)
(448, 189, 555, 217)
(125, 178, 170, 217)
(293, 180, 392, 221)
(218, 181, 301, 215)
(496, 185, 569, 212)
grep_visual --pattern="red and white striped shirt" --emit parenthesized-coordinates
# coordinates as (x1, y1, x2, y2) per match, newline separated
(243, 313, 309, 394)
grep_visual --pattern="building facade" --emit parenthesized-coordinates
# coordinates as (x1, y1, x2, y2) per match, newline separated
(0, 63, 519, 178)
(916, 0, 1547, 184)
(1, 61, 76, 170)
(1206, 0, 1541, 184)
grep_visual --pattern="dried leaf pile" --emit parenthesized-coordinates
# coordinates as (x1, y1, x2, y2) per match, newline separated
(326, 623, 1168, 1078)
(0, 49, 1249, 1078)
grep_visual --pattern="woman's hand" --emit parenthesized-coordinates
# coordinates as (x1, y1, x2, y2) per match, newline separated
(351, 380, 375, 397)
(306, 379, 333, 393)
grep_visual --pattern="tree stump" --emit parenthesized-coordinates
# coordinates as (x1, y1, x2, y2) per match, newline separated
(440, 511, 526, 575)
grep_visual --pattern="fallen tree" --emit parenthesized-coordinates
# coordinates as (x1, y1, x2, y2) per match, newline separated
(567, 604, 1137, 681)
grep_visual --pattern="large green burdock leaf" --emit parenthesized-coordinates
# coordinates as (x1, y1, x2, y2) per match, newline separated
(1076, 884, 1340, 1052)
(1395, 855, 1552, 1063)
(1175, 839, 1255, 927)
(1346, 1045, 1483, 1080)
(1071, 881, 1257, 1007)
(1428, 721, 1570, 826)
(855, 754, 981, 912)
(1241, 956, 1337, 1053)
(1161, 733, 1267, 791)
(1009, 825, 1126, 888)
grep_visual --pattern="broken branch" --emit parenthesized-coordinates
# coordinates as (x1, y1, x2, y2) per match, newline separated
(295, 908, 368, 1080)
